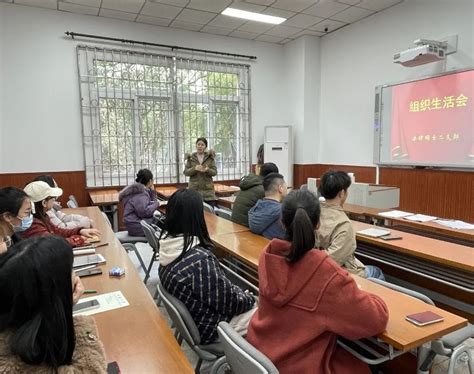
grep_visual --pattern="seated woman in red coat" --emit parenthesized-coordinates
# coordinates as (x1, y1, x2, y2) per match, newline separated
(22, 181, 100, 247)
(246, 190, 389, 374)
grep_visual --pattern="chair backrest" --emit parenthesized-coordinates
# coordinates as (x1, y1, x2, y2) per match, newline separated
(214, 207, 232, 221)
(101, 212, 112, 228)
(140, 220, 160, 251)
(220, 263, 258, 295)
(157, 279, 202, 346)
(217, 322, 279, 374)
(203, 202, 215, 214)
(67, 199, 78, 209)
(69, 195, 79, 207)
(369, 278, 435, 305)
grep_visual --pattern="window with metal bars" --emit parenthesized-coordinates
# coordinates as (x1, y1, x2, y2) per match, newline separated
(76, 46, 251, 187)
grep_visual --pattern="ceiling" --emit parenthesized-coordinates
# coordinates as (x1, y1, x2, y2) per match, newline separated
(1, 0, 404, 44)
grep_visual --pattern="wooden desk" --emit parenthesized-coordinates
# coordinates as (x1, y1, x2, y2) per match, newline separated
(214, 184, 240, 196)
(67, 207, 193, 373)
(205, 212, 249, 236)
(88, 189, 119, 205)
(352, 221, 474, 273)
(344, 203, 474, 246)
(217, 196, 236, 209)
(356, 276, 467, 352)
(209, 227, 468, 357)
(155, 186, 178, 199)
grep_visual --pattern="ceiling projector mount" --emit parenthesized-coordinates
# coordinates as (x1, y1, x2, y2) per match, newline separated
(394, 36, 458, 67)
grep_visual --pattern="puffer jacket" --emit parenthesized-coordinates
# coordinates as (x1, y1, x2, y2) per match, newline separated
(248, 198, 286, 240)
(231, 174, 264, 226)
(119, 183, 160, 236)
(183, 150, 217, 201)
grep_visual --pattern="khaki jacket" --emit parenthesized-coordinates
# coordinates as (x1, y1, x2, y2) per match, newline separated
(0, 316, 107, 373)
(184, 150, 217, 201)
(315, 202, 366, 277)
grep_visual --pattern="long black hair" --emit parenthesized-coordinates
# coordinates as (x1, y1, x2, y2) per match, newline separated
(281, 190, 321, 263)
(0, 236, 75, 368)
(33, 175, 56, 188)
(0, 187, 29, 217)
(162, 189, 213, 256)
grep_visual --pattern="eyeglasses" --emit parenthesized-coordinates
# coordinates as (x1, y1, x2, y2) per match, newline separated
(0, 236, 12, 248)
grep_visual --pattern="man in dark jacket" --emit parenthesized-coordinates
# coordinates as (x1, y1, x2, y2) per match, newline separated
(231, 163, 279, 226)
(248, 173, 288, 239)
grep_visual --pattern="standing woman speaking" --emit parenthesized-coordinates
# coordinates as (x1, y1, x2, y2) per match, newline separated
(184, 137, 218, 207)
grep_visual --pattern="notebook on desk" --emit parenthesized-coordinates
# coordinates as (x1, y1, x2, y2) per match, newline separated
(357, 228, 391, 238)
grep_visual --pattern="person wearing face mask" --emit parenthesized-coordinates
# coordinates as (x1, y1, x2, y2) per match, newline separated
(0, 187, 33, 244)
(21, 181, 100, 248)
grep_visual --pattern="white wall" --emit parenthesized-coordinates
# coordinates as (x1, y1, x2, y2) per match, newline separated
(0, 3, 289, 173)
(282, 35, 320, 164)
(319, 0, 474, 165)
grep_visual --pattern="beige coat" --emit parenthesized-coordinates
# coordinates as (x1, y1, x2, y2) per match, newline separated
(0, 316, 107, 373)
(315, 202, 366, 277)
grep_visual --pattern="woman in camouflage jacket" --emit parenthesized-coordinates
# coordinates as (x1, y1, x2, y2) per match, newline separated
(184, 137, 217, 205)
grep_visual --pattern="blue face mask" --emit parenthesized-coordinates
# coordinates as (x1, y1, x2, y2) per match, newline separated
(13, 214, 34, 232)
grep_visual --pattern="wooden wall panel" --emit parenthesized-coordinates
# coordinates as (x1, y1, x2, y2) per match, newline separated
(292, 164, 473, 222)
(293, 164, 376, 188)
(0, 171, 88, 207)
(379, 167, 474, 222)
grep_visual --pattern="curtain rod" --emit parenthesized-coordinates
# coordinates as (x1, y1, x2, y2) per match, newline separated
(65, 31, 257, 60)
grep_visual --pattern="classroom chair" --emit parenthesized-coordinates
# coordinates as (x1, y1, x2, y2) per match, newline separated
(213, 322, 279, 374)
(157, 279, 225, 374)
(100, 212, 147, 273)
(203, 202, 215, 213)
(214, 207, 232, 221)
(140, 220, 161, 284)
(369, 278, 473, 374)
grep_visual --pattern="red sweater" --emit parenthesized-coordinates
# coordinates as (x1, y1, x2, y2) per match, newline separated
(22, 217, 85, 247)
(246, 239, 389, 374)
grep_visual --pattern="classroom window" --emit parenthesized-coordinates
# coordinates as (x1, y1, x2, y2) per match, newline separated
(77, 46, 251, 187)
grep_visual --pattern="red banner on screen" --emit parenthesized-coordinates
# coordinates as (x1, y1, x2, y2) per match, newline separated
(391, 70, 473, 165)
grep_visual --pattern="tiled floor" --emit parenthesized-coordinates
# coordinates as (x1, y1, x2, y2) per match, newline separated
(129, 243, 473, 374)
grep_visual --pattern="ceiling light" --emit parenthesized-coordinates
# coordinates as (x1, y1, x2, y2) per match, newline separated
(221, 7, 286, 25)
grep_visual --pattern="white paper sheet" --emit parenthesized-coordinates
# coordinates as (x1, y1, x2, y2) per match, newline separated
(378, 210, 414, 218)
(404, 214, 437, 222)
(73, 291, 129, 316)
(434, 220, 474, 230)
(357, 228, 391, 238)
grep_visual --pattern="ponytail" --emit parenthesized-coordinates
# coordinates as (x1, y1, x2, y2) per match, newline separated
(281, 190, 321, 263)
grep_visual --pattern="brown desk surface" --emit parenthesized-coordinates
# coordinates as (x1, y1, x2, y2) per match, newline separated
(208, 225, 468, 353)
(88, 189, 119, 205)
(214, 184, 240, 196)
(67, 207, 193, 373)
(344, 203, 474, 243)
(155, 186, 178, 199)
(205, 211, 249, 236)
(217, 196, 236, 209)
(352, 221, 474, 273)
(356, 276, 467, 352)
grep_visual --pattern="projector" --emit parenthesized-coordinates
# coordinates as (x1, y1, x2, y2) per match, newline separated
(394, 44, 445, 67)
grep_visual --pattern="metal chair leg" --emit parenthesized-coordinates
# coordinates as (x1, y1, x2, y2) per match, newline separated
(195, 358, 202, 374)
(143, 251, 157, 284)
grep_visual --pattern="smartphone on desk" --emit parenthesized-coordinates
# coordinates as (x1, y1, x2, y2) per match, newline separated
(381, 235, 403, 241)
(73, 299, 100, 314)
(76, 268, 103, 277)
